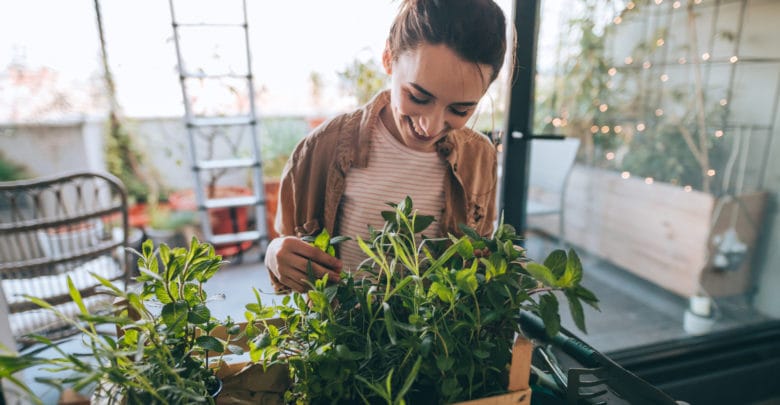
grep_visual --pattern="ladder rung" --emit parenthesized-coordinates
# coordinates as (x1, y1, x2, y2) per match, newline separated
(196, 159, 258, 171)
(181, 72, 250, 80)
(210, 231, 263, 246)
(173, 22, 246, 28)
(204, 196, 260, 209)
(188, 116, 255, 127)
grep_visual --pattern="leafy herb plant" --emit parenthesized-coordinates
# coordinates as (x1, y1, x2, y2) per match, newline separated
(246, 197, 599, 404)
(1, 238, 242, 404)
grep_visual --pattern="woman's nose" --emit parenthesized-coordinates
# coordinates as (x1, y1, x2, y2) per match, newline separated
(420, 110, 446, 137)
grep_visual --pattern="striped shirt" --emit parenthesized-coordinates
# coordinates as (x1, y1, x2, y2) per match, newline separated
(336, 118, 446, 273)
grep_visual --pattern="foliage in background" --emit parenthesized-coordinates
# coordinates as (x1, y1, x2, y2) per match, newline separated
(534, 0, 734, 193)
(260, 117, 309, 180)
(246, 197, 599, 404)
(0, 152, 31, 181)
(338, 56, 388, 106)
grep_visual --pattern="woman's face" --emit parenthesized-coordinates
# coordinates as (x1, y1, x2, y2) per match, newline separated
(382, 43, 493, 152)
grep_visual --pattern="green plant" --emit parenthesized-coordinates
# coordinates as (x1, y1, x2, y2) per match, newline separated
(0, 152, 30, 181)
(0, 238, 241, 404)
(338, 55, 388, 106)
(147, 204, 198, 232)
(246, 197, 598, 404)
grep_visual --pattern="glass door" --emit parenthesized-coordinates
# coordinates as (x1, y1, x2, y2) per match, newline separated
(505, 0, 780, 354)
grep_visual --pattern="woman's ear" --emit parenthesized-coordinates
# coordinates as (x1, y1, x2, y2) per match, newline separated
(382, 44, 393, 75)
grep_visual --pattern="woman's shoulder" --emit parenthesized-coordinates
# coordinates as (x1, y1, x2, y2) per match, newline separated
(448, 127, 497, 156)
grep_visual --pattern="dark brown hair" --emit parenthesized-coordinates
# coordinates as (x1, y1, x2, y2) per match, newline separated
(387, 0, 509, 83)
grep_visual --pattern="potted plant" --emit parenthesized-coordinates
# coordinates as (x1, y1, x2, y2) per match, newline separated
(143, 202, 198, 248)
(244, 197, 599, 404)
(1, 238, 243, 404)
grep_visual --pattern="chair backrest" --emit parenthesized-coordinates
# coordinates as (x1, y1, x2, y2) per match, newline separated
(0, 172, 128, 346)
(528, 137, 581, 195)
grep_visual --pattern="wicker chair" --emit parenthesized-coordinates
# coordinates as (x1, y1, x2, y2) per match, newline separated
(0, 171, 130, 347)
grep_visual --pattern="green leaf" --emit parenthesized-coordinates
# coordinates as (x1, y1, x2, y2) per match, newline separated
(456, 237, 474, 260)
(543, 249, 567, 279)
(458, 223, 482, 241)
(313, 228, 331, 252)
(436, 356, 454, 372)
(539, 294, 561, 337)
(66, 277, 88, 316)
(455, 262, 478, 295)
(188, 304, 210, 324)
(141, 238, 154, 258)
(526, 263, 557, 287)
(383, 302, 397, 345)
(161, 300, 188, 329)
(566, 249, 584, 285)
(575, 286, 600, 310)
(395, 356, 422, 403)
(429, 282, 453, 304)
(413, 215, 435, 233)
(196, 335, 224, 353)
(565, 290, 587, 333)
(329, 235, 351, 245)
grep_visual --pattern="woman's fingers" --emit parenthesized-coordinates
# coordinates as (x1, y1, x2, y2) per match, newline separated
(273, 237, 343, 292)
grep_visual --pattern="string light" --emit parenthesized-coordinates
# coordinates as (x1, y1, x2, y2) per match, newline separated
(591, 125, 599, 134)
(655, 108, 664, 116)
(719, 99, 728, 106)
(656, 38, 665, 47)
(601, 125, 610, 133)
(702, 52, 711, 61)
(645, 177, 654, 185)
(678, 57, 687, 64)
(621, 171, 631, 179)
(684, 185, 693, 192)
(614, 125, 623, 133)
(660, 74, 669, 82)
(608, 67, 617, 76)
(694, 0, 702, 4)
(606, 152, 616, 160)
(625, 56, 634, 64)
(637, 123, 646, 131)
(614, 16, 623, 25)
(552, 118, 562, 127)
(627, 1, 636, 9)
(673, 1, 681, 8)
(654, 0, 663, 4)
(707, 169, 716, 177)
(715, 130, 724, 137)
(599, 103, 609, 112)
(730, 55, 739, 63)
(643, 61, 652, 69)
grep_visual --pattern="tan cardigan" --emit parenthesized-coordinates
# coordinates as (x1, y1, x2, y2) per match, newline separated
(270, 90, 498, 290)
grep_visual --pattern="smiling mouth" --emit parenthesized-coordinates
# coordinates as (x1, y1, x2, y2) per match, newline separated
(406, 116, 429, 141)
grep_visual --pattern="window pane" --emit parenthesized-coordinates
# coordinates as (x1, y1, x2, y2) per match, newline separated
(529, 0, 780, 352)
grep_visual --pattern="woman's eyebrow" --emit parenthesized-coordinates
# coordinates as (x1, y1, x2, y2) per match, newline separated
(409, 82, 478, 106)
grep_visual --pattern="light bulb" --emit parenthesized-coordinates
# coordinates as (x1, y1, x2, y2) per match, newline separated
(621, 171, 631, 179)
(730, 56, 738, 63)
(661, 74, 669, 82)
(702, 52, 711, 61)
(637, 123, 646, 131)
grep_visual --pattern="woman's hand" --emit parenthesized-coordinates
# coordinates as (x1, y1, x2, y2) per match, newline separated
(265, 236, 343, 293)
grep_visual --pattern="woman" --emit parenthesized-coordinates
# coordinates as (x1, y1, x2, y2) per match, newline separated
(266, 0, 512, 292)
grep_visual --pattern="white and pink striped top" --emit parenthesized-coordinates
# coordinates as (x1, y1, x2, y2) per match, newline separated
(336, 118, 447, 273)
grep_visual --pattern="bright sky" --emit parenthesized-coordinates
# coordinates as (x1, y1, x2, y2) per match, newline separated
(1, 0, 514, 118)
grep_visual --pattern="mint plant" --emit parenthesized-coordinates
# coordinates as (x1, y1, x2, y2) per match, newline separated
(1, 238, 242, 404)
(247, 197, 599, 404)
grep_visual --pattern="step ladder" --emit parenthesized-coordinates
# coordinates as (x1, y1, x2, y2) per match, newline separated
(168, 0, 268, 255)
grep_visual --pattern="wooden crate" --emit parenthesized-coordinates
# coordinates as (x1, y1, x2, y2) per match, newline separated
(211, 323, 533, 405)
(527, 164, 767, 298)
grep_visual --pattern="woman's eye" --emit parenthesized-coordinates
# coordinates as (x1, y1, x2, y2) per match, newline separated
(450, 107, 469, 117)
(409, 93, 430, 105)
